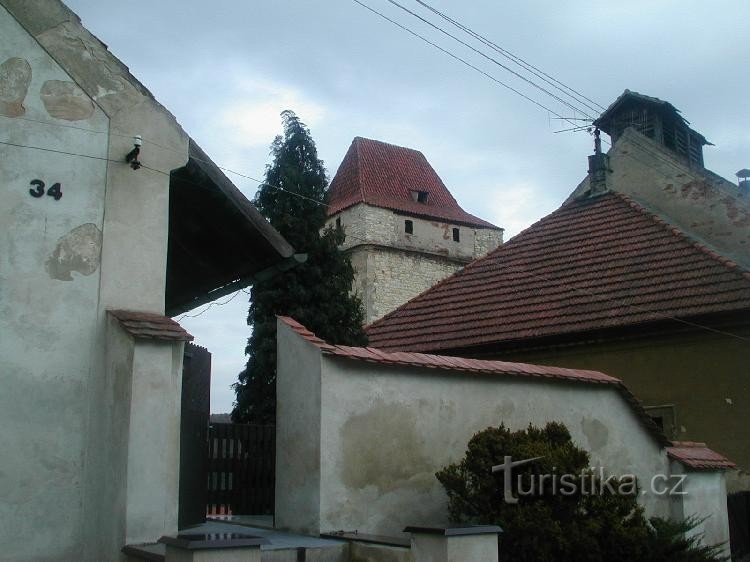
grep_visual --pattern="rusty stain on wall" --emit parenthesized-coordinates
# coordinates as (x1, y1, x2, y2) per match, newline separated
(0, 57, 31, 117)
(45, 223, 102, 281)
(40, 80, 95, 121)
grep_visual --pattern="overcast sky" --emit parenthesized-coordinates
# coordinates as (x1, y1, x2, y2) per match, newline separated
(64, 0, 750, 413)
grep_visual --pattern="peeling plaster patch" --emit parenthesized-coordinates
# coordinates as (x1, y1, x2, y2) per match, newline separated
(45, 223, 102, 281)
(581, 418, 609, 451)
(721, 197, 750, 227)
(341, 401, 431, 493)
(726, 398, 734, 405)
(40, 80, 95, 121)
(0, 57, 32, 117)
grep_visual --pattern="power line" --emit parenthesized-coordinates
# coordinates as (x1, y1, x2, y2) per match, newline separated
(350, 0, 588, 130)
(382, 0, 598, 121)
(176, 287, 248, 321)
(411, 0, 606, 114)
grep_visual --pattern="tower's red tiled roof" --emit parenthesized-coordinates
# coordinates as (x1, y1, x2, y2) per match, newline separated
(278, 315, 668, 446)
(667, 441, 736, 470)
(366, 191, 750, 352)
(326, 137, 499, 229)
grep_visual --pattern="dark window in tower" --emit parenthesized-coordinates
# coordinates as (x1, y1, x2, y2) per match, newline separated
(410, 190, 429, 203)
(405, 220, 414, 234)
(336, 217, 341, 228)
(452, 228, 460, 242)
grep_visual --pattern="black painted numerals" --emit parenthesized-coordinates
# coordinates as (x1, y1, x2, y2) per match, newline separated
(28, 179, 63, 200)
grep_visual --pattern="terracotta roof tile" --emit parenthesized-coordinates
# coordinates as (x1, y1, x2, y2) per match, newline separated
(278, 315, 667, 446)
(366, 192, 750, 353)
(667, 441, 736, 470)
(280, 315, 615, 382)
(109, 310, 193, 342)
(327, 137, 499, 229)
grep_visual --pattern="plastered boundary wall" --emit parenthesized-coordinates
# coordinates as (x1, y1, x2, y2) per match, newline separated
(276, 319, 729, 549)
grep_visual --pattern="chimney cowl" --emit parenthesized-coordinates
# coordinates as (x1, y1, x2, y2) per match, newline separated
(737, 169, 750, 193)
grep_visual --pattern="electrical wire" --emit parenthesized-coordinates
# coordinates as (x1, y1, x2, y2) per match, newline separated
(382, 0, 598, 121)
(350, 0, 587, 130)
(411, 0, 607, 114)
(176, 287, 246, 321)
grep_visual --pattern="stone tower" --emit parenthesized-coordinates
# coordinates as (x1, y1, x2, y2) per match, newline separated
(325, 137, 503, 324)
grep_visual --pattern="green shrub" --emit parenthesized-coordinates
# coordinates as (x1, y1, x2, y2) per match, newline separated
(435, 422, 726, 562)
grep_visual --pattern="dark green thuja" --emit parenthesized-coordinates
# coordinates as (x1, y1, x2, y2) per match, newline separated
(232, 110, 367, 423)
(436, 422, 727, 562)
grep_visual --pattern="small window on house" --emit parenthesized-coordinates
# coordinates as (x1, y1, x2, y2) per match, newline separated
(336, 217, 341, 228)
(405, 220, 413, 234)
(452, 227, 460, 242)
(410, 190, 429, 203)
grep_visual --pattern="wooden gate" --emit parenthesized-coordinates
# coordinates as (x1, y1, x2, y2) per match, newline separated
(178, 343, 211, 529)
(729, 491, 750, 559)
(207, 423, 275, 515)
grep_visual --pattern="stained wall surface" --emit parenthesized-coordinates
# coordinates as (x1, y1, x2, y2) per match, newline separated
(0, 2, 189, 559)
(0, 7, 109, 560)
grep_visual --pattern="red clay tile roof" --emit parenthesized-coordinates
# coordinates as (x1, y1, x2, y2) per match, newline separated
(366, 191, 750, 353)
(326, 137, 499, 229)
(279, 315, 668, 446)
(667, 441, 736, 470)
(109, 310, 193, 342)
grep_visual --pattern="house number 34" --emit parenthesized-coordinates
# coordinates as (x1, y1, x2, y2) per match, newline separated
(29, 179, 63, 201)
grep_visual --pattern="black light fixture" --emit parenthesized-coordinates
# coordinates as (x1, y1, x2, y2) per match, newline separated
(125, 135, 142, 170)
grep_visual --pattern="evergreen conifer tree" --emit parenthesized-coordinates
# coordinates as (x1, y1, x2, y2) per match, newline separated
(232, 110, 367, 423)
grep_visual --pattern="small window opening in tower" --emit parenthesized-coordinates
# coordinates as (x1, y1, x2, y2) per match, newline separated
(452, 227, 460, 242)
(405, 219, 414, 234)
(336, 217, 341, 228)
(410, 190, 429, 203)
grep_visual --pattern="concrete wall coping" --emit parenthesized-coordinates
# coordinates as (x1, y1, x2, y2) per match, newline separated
(404, 525, 503, 537)
(158, 533, 268, 550)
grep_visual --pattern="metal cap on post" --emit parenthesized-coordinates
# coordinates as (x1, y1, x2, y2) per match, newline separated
(159, 532, 268, 562)
(404, 525, 502, 562)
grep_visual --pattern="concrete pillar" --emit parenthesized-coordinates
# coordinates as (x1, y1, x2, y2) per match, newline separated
(159, 533, 267, 562)
(405, 525, 502, 562)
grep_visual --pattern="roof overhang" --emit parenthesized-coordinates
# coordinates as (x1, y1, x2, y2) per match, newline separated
(165, 139, 296, 316)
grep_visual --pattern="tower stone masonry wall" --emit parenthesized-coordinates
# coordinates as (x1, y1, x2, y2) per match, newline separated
(326, 203, 502, 324)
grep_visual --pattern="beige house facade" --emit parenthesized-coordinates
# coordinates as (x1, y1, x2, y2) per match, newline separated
(0, 2, 293, 560)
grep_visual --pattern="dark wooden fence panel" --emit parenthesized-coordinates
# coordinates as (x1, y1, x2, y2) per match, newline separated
(729, 491, 750, 559)
(178, 343, 211, 529)
(206, 423, 275, 515)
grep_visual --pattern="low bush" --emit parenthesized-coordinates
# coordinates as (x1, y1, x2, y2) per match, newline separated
(435, 422, 726, 562)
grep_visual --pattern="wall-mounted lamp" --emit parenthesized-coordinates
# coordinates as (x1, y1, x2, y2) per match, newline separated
(125, 135, 142, 170)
